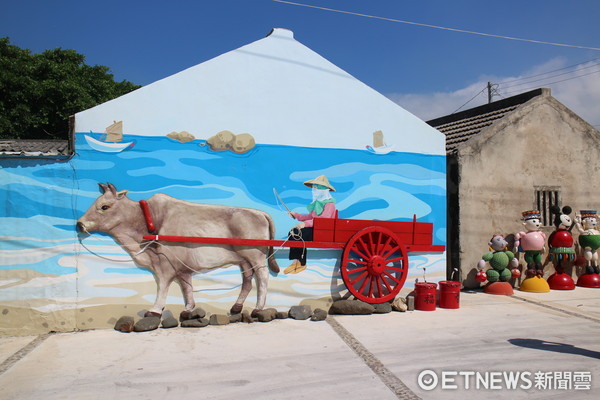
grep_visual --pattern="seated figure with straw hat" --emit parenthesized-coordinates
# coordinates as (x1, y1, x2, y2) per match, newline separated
(285, 175, 337, 274)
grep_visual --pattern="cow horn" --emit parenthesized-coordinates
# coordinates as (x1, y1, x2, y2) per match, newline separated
(107, 183, 118, 195)
(98, 183, 109, 193)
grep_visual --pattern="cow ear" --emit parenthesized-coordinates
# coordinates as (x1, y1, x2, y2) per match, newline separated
(99, 183, 109, 193)
(107, 183, 118, 195)
(116, 190, 129, 200)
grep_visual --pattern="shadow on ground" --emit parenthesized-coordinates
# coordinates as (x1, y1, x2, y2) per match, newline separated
(509, 338, 600, 359)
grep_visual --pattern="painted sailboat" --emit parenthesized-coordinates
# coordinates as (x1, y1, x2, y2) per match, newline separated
(366, 130, 394, 154)
(84, 121, 134, 153)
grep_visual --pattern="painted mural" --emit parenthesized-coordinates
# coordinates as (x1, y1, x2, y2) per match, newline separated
(0, 131, 445, 333)
(0, 28, 446, 335)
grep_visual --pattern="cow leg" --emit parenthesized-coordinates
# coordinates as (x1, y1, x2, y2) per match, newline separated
(146, 263, 177, 317)
(177, 271, 196, 320)
(230, 261, 254, 314)
(251, 263, 269, 317)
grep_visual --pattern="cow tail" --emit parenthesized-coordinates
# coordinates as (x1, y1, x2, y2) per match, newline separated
(266, 214, 280, 273)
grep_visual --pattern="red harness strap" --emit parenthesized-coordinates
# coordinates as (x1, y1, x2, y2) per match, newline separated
(139, 200, 156, 233)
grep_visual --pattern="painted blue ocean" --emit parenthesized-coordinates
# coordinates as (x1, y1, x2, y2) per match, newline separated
(0, 132, 446, 308)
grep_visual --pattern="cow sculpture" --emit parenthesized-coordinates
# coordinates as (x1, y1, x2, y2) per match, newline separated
(77, 183, 279, 319)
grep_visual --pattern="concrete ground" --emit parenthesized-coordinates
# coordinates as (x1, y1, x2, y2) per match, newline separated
(0, 287, 598, 400)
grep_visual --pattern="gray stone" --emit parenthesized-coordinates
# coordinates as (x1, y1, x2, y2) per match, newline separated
(181, 318, 209, 328)
(310, 308, 328, 321)
(161, 315, 179, 328)
(242, 310, 253, 323)
(275, 311, 289, 319)
(289, 305, 312, 320)
(373, 302, 393, 314)
(209, 314, 230, 326)
(179, 307, 206, 321)
(114, 316, 135, 333)
(256, 308, 278, 322)
(229, 313, 243, 323)
(407, 295, 415, 311)
(191, 307, 207, 319)
(392, 297, 408, 312)
(133, 316, 161, 332)
(329, 300, 374, 315)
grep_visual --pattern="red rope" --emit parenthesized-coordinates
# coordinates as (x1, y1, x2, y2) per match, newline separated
(139, 200, 156, 233)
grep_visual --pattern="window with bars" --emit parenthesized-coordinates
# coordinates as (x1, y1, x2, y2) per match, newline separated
(535, 187, 561, 226)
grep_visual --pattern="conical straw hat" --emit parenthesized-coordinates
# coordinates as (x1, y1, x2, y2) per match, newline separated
(303, 175, 335, 192)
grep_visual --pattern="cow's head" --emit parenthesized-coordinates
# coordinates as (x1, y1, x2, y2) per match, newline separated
(76, 183, 130, 234)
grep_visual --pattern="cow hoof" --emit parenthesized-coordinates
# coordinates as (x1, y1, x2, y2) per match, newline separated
(251, 309, 262, 318)
(144, 311, 162, 318)
(180, 310, 192, 320)
(230, 304, 243, 315)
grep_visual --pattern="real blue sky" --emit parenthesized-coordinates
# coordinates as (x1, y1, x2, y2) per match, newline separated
(1, 0, 599, 125)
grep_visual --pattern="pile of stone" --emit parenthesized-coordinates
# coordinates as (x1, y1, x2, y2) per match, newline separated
(115, 304, 329, 333)
(115, 297, 410, 333)
(327, 297, 408, 315)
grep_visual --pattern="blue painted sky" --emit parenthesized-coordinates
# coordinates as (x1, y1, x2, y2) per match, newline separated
(1, 0, 599, 124)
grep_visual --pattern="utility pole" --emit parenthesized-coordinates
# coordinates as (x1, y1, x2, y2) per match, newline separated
(487, 81, 493, 104)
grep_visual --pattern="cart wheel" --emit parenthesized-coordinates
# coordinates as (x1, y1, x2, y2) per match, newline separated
(341, 226, 409, 304)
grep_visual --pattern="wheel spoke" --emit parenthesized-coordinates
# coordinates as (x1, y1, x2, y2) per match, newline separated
(358, 274, 371, 294)
(381, 245, 401, 260)
(358, 236, 373, 258)
(350, 271, 369, 286)
(385, 256, 405, 265)
(383, 270, 401, 285)
(375, 275, 384, 297)
(384, 263, 405, 272)
(351, 245, 370, 261)
(368, 276, 374, 298)
(347, 258, 368, 266)
(373, 231, 382, 255)
(380, 235, 392, 255)
(381, 275, 394, 293)
(347, 266, 368, 274)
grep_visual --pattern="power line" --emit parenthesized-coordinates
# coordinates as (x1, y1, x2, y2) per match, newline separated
(500, 69, 600, 96)
(500, 57, 600, 85)
(500, 61, 600, 90)
(272, 0, 600, 51)
(451, 86, 487, 114)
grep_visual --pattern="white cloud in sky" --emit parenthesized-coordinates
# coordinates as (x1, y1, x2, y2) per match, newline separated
(387, 58, 600, 128)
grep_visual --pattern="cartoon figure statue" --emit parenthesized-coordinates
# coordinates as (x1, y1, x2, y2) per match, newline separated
(573, 210, 600, 288)
(476, 235, 519, 295)
(284, 175, 337, 274)
(514, 210, 546, 278)
(547, 205, 576, 290)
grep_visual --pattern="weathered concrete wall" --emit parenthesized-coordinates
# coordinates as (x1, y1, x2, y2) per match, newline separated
(457, 94, 600, 288)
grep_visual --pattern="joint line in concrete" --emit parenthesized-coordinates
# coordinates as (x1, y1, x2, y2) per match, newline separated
(327, 316, 421, 400)
(0, 333, 52, 376)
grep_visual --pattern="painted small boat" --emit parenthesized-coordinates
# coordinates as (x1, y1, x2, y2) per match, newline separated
(84, 135, 134, 153)
(366, 144, 394, 154)
(84, 121, 133, 153)
(366, 130, 394, 154)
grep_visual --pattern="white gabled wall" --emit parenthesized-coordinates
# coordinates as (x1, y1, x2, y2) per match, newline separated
(76, 28, 444, 155)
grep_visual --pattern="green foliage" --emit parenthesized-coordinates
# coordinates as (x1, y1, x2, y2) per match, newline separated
(0, 37, 140, 140)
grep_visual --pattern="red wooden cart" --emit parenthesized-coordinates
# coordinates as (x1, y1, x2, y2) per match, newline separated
(143, 214, 444, 304)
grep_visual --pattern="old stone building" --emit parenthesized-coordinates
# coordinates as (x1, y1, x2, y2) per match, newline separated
(428, 88, 600, 288)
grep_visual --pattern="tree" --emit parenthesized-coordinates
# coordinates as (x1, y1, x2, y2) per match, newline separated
(0, 37, 140, 140)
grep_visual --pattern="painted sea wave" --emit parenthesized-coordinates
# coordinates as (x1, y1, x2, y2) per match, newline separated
(0, 133, 446, 309)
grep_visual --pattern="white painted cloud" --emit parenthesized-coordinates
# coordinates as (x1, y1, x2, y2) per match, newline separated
(387, 58, 600, 128)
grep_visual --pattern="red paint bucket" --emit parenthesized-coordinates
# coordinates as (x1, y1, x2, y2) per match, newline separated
(415, 282, 437, 311)
(439, 280, 461, 309)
